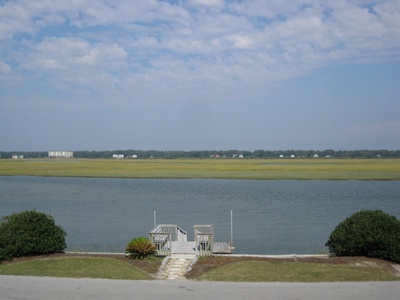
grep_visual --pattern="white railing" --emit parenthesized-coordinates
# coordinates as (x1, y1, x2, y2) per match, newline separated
(149, 224, 188, 256)
(194, 225, 214, 256)
(149, 225, 171, 256)
(150, 224, 216, 256)
(177, 226, 188, 242)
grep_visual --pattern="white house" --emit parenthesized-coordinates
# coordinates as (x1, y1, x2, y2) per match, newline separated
(48, 151, 73, 158)
(113, 154, 124, 159)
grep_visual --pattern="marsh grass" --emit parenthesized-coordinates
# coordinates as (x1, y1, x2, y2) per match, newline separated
(0, 257, 154, 280)
(0, 158, 399, 180)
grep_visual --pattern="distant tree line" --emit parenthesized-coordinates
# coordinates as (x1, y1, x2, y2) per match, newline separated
(1, 149, 400, 159)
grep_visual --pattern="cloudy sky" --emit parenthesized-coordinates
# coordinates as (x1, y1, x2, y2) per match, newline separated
(1, 0, 399, 151)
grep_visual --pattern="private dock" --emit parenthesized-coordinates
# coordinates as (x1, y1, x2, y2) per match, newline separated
(149, 224, 233, 257)
(149, 224, 233, 280)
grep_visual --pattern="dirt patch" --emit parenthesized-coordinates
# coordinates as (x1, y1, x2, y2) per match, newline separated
(185, 255, 400, 279)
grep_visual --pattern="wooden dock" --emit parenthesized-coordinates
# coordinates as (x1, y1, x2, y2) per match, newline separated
(170, 241, 231, 255)
(171, 241, 196, 254)
(149, 224, 233, 256)
(213, 242, 232, 254)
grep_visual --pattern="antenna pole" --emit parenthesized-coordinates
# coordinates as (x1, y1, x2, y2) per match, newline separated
(153, 209, 157, 228)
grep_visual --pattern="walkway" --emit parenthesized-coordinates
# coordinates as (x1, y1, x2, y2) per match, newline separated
(149, 224, 231, 279)
(157, 241, 197, 280)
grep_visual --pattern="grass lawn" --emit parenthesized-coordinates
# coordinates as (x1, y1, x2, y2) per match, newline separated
(0, 254, 161, 280)
(186, 256, 400, 282)
(1, 254, 400, 282)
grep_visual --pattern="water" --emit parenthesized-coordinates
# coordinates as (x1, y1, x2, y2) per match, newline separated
(1, 176, 399, 254)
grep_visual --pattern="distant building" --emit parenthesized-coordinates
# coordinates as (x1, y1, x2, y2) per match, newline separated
(48, 151, 73, 158)
(113, 154, 124, 159)
(11, 155, 23, 159)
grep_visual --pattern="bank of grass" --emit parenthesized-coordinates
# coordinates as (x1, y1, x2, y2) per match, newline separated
(192, 260, 398, 282)
(0, 158, 399, 180)
(1, 255, 399, 282)
(0, 256, 156, 280)
(187, 256, 400, 282)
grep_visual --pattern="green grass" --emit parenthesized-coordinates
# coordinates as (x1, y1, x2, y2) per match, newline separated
(0, 257, 154, 280)
(1, 256, 399, 282)
(1, 158, 399, 180)
(194, 260, 400, 282)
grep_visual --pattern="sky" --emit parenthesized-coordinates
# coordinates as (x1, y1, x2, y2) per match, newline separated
(1, 0, 399, 152)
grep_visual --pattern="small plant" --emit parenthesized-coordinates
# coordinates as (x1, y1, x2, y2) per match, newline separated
(126, 237, 156, 260)
(0, 210, 67, 262)
(326, 210, 400, 263)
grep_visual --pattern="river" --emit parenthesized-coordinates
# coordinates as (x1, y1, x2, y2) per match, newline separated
(1, 176, 399, 254)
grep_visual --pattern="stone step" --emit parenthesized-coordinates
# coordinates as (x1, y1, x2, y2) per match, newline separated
(157, 255, 197, 280)
(170, 253, 196, 259)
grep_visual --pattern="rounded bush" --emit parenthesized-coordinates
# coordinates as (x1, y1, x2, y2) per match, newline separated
(0, 210, 66, 262)
(326, 210, 400, 263)
(126, 237, 156, 260)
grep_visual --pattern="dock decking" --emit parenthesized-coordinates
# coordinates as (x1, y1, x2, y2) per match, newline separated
(213, 242, 232, 254)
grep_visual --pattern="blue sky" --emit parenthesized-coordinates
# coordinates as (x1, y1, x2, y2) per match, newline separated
(1, 0, 399, 151)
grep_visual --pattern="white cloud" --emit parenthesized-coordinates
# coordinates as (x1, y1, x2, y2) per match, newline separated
(230, 0, 309, 20)
(22, 37, 127, 70)
(0, 61, 12, 73)
(228, 34, 254, 49)
(186, 0, 226, 10)
(1, 0, 400, 106)
(0, 1, 36, 39)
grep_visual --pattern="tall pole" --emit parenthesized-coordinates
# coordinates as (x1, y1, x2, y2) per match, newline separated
(230, 209, 233, 253)
(153, 209, 157, 228)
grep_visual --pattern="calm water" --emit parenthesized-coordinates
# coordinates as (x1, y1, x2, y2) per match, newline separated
(1, 176, 399, 254)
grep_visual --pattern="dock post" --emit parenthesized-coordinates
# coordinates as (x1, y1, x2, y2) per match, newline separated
(230, 209, 233, 253)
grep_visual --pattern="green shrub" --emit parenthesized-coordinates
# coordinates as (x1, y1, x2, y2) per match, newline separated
(126, 237, 156, 260)
(0, 210, 66, 262)
(326, 210, 400, 263)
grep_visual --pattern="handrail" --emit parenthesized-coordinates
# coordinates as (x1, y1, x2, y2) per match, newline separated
(150, 224, 215, 256)
(194, 225, 214, 256)
(149, 224, 178, 256)
(177, 226, 187, 235)
(149, 224, 190, 255)
(177, 225, 188, 242)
